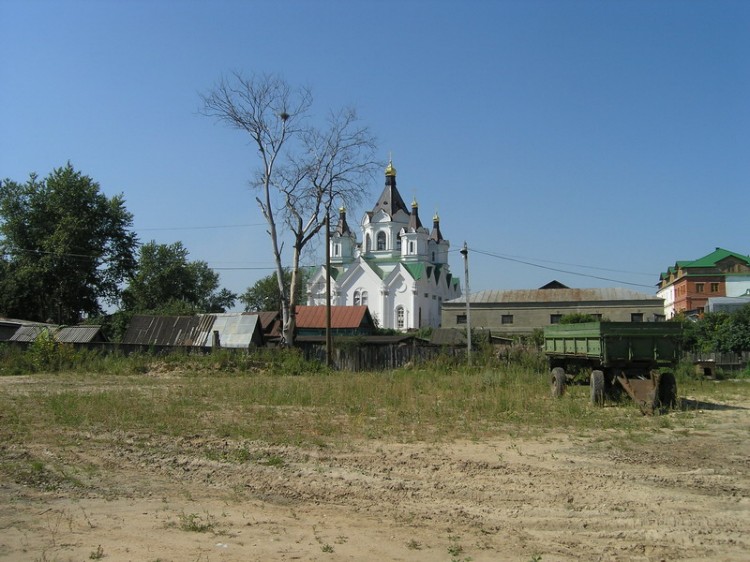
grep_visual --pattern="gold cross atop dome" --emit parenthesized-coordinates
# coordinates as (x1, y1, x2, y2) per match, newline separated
(385, 157, 397, 177)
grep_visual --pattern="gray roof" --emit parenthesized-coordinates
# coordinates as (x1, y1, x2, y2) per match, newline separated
(446, 287, 662, 305)
(201, 313, 262, 348)
(9, 326, 53, 342)
(123, 315, 211, 346)
(122, 313, 263, 348)
(6, 323, 106, 343)
(54, 325, 106, 343)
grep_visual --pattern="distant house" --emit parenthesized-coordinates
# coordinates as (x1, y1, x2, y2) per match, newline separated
(294, 305, 375, 337)
(122, 313, 263, 349)
(657, 247, 750, 318)
(442, 281, 665, 336)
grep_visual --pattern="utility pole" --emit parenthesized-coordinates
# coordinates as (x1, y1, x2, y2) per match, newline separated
(460, 242, 472, 365)
(325, 212, 333, 367)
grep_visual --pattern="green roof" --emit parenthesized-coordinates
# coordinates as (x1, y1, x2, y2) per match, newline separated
(661, 248, 750, 282)
(402, 262, 425, 280)
(685, 248, 750, 268)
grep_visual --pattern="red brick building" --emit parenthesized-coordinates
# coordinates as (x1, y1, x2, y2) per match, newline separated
(657, 248, 750, 317)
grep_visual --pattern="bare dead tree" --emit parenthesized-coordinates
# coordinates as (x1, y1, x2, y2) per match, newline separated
(200, 73, 377, 345)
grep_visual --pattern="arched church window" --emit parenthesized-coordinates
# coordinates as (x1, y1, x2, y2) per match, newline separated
(377, 231, 386, 251)
(396, 306, 405, 330)
(409, 241, 415, 254)
(353, 290, 361, 306)
(365, 234, 371, 252)
(361, 291, 368, 306)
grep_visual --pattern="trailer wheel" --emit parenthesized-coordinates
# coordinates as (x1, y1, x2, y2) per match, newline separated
(551, 367, 566, 397)
(590, 370, 605, 405)
(658, 371, 677, 409)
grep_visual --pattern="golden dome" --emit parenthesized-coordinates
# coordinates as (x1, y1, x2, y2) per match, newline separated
(385, 160, 397, 177)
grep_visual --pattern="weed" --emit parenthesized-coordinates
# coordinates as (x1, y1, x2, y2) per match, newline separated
(89, 545, 104, 559)
(406, 539, 422, 550)
(261, 455, 285, 467)
(447, 534, 472, 561)
(177, 511, 215, 533)
(321, 543, 334, 553)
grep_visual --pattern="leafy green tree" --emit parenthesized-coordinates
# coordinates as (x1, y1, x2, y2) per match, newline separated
(0, 164, 138, 323)
(724, 303, 750, 353)
(240, 268, 308, 312)
(121, 241, 237, 314)
(677, 303, 750, 354)
(559, 313, 598, 324)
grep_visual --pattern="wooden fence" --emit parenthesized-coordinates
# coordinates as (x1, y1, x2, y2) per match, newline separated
(684, 351, 750, 376)
(300, 342, 464, 371)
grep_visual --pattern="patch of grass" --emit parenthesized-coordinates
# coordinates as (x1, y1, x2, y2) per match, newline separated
(177, 511, 216, 533)
(1, 359, 749, 449)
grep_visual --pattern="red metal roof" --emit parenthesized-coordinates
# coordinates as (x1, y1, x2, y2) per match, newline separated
(251, 311, 282, 336)
(295, 306, 371, 329)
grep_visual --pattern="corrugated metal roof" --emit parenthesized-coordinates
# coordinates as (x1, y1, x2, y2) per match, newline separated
(122, 315, 207, 346)
(255, 311, 282, 336)
(122, 314, 264, 348)
(6, 323, 105, 343)
(9, 326, 52, 342)
(55, 325, 106, 343)
(446, 287, 662, 305)
(201, 313, 261, 348)
(295, 306, 372, 329)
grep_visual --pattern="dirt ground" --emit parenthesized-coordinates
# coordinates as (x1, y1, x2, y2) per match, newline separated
(0, 383, 748, 562)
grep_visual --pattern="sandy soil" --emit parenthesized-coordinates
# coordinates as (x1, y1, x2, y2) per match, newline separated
(0, 386, 748, 562)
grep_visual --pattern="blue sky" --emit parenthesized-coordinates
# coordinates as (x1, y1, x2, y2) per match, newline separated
(1, 0, 748, 309)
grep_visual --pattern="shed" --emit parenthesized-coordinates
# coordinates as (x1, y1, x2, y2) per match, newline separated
(295, 305, 375, 336)
(9, 325, 54, 343)
(55, 325, 108, 343)
(122, 315, 211, 347)
(198, 313, 264, 348)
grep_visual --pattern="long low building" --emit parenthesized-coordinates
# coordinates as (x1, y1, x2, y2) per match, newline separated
(442, 282, 666, 336)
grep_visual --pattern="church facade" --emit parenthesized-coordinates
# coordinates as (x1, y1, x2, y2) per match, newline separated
(306, 161, 461, 331)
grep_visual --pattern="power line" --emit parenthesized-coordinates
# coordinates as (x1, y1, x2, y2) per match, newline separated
(469, 247, 656, 289)
(136, 222, 267, 232)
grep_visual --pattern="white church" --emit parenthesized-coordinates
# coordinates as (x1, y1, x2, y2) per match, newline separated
(307, 160, 462, 331)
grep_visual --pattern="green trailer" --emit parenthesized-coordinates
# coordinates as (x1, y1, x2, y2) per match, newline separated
(543, 321, 682, 414)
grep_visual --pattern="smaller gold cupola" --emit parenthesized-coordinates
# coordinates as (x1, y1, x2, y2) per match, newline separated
(385, 159, 397, 177)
